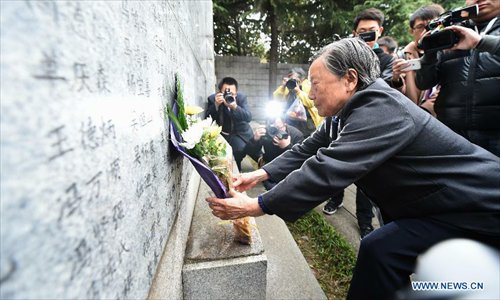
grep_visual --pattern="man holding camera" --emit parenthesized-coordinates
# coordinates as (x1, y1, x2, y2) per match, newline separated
(391, 4, 445, 107)
(352, 8, 395, 84)
(273, 68, 323, 137)
(416, 0, 500, 157)
(206, 77, 254, 171)
(244, 116, 303, 190)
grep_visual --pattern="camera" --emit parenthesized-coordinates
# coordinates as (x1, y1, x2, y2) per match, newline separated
(285, 78, 299, 91)
(223, 88, 236, 103)
(266, 125, 288, 140)
(358, 31, 376, 42)
(420, 4, 478, 52)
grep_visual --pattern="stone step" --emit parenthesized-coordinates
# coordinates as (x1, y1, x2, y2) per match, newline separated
(182, 180, 267, 299)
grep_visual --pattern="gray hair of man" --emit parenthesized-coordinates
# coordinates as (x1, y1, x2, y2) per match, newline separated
(311, 38, 380, 91)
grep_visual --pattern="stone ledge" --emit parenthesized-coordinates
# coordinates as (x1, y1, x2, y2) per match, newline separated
(183, 254, 267, 299)
(182, 180, 267, 299)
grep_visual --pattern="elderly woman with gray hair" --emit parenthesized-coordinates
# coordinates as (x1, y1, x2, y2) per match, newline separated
(207, 38, 500, 299)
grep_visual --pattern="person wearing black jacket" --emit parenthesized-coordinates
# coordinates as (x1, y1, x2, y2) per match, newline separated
(324, 7, 397, 238)
(206, 38, 500, 299)
(353, 8, 395, 84)
(206, 77, 254, 170)
(244, 116, 304, 190)
(416, 0, 500, 156)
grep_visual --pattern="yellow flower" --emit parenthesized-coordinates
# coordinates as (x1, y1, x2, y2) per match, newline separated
(185, 105, 204, 115)
(206, 125, 222, 138)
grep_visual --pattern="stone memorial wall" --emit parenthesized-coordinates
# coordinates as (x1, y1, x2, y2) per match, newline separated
(0, 1, 214, 298)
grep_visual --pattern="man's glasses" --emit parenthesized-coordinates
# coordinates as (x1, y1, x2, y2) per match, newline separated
(412, 23, 427, 31)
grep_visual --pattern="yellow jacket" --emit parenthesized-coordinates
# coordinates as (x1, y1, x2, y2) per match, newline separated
(273, 79, 323, 128)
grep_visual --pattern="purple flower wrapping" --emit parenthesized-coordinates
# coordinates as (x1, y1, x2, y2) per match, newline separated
(169, 106, 229, 199)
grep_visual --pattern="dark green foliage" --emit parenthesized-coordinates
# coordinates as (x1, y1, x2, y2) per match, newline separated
(213, 0, 266, 58)
(213, 0, 466, 63)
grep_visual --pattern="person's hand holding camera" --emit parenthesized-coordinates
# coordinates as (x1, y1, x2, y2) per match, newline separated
(392, 58, 410, 81)
(285, 78, 300, 94)
(404, 41, 423, 59)
(253, 126, 266, 141)
(222, 88, 238, 110)
(214, 92, 225, 110)
(448, 25, 481, 51)
(281, 77, 288, 87)
(272, 134, 291, 149)
(226, 99, 238, 110)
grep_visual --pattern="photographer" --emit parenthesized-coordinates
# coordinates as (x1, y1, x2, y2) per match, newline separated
(391, 4, 444, 107)
(416, 0, 500, 156)
(206, 77, 254, 170)
(352, 8, 395, 85)
(273, 68, 323, 137)
(245, 116, 303, 190)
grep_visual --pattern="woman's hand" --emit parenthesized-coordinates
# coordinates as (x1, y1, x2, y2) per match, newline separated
(206, 190, 264, 220)
(232, 169, 269, 192)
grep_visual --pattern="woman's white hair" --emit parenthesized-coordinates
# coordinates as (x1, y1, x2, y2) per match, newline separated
(312, 38, 380, 90)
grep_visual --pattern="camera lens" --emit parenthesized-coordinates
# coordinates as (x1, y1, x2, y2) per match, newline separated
(286, 79, 298, 90)
(267, 126, 278, 137)
(223, 89, 235, 103)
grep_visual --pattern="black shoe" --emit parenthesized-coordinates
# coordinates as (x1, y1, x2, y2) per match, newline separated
(359, 225, 374, 240)
(323, 200, 344, 215)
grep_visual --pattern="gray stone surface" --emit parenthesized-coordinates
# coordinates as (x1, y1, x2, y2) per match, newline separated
(0, 1, 214, 299)
(185, 181, 264, 262)
(147, 172, 199, 300)
(182, 179, 267, 299)
(183, 255, 267, 300)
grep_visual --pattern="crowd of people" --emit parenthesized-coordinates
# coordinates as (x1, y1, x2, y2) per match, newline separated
(205, 0, 499, 299)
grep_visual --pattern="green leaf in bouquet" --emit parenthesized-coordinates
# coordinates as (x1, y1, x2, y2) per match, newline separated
(165, 74, 189, 133)
(175, 74, 188, 131)
(166, 104, 184, 134)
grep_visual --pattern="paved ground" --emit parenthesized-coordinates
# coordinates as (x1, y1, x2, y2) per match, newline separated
(314, 185, 381, 252)
(240, 157, 327, 299)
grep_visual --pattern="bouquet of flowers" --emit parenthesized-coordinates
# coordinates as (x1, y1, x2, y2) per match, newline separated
(166, 76, 252, 244)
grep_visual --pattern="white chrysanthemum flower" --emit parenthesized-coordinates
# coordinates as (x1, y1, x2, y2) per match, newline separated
(200, 116, 214, 127)
(180, 122, 204, 149)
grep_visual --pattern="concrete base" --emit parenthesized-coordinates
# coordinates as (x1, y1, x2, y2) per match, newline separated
(182, 180, 267, 299)
(183, 255, 267, 299)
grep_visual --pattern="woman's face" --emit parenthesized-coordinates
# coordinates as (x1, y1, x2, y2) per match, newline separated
(308, 59, 356, 117)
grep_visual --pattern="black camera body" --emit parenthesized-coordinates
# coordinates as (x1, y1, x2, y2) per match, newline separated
(223, 88, 236, 103)
(420, 4, 478, 52)
(421, 30, 461, 52)
(285, 78, 299, 91)
(266, 125, 289, 140)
